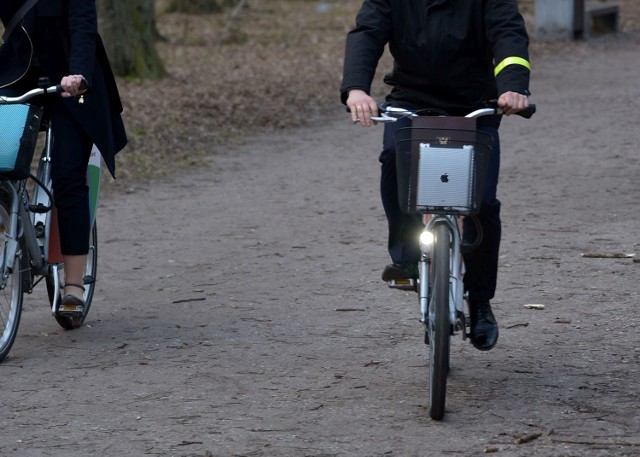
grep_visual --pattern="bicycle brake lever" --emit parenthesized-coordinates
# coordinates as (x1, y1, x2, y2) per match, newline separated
(385, 107, 414, 114)
(370, 113, 399, 123)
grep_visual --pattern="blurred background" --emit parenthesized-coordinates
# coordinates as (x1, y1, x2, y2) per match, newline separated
(4, 0, 638, 183)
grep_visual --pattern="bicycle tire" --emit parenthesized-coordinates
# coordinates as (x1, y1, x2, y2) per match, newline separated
(0, 199, 24, 363)
(47, 222, 98, 330)
(428, 223, 451, 420)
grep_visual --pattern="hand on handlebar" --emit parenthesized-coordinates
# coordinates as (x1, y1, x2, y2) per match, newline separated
(60, 75, 88, 98)
(497, 91, 529, 116)
(346, 89, 379, 127)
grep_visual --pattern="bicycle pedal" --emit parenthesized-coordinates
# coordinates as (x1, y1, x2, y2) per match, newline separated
(58, 304, 84, 317)
(28, 203, 50, 214)
(387, 278, 416, 290)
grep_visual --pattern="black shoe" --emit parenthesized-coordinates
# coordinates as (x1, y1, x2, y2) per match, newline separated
(381, 263, 418, 282)
(468, 301, 498, 351)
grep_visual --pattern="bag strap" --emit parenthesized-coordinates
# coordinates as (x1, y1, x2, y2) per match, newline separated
(2, 0, 40, 43)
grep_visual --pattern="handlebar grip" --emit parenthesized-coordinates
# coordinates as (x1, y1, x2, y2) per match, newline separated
(517, 104, 536, 119)
(46, 80, 86, 95)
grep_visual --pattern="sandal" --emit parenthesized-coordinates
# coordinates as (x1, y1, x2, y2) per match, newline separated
(59, 283, 86, 317)
(64, 282, 85, 293)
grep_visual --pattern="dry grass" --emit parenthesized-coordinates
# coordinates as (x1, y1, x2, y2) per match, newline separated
(115, 0, 360, 184)
(113, 0, 639, 186)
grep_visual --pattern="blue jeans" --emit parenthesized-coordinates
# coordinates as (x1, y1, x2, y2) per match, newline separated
(380, 118, 501, 302)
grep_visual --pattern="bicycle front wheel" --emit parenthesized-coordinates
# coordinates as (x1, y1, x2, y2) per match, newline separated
(428, 223, 451, 420)
(47, 222, 98, 330)
(0, 200, 24, 363)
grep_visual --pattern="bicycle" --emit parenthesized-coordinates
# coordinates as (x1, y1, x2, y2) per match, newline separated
(370, 102, 535, 420)
(0, 80, 100, 362)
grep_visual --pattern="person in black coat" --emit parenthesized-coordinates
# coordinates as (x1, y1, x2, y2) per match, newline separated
(341, 0, 531, 351)
(0, 0, 127, 314)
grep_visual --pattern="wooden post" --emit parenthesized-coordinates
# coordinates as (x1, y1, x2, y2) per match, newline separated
(573, 0, 585, 39)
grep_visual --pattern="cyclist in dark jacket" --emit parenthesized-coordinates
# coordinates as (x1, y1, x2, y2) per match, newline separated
(341, 0, 531, 351)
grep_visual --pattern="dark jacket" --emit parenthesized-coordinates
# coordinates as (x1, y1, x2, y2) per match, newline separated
(0, 0, 126, 177)
(341, 0, 531, 117)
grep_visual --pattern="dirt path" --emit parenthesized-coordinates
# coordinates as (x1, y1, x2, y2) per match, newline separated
(1, 35, 639, 457)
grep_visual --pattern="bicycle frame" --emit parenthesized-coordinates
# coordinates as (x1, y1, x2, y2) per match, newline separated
(0, 122, 56, 294)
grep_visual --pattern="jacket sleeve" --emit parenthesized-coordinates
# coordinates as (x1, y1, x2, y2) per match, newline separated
(340, 0, 392, 104)
(484, 0, 531, 96)
(66, 0, 98, 86)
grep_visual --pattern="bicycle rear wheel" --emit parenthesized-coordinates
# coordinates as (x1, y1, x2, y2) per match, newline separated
(428, 223, 451, 420)
(47, 223, 98, 330)
(0, 200, 24, 362)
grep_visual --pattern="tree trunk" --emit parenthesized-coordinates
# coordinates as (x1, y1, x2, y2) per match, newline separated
(141, 0, 166, 41)
(97, 0, 167, 79)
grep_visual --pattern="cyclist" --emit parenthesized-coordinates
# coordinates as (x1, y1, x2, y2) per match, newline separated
(0, 0, 127, 316)
(341, 0, 531, 351)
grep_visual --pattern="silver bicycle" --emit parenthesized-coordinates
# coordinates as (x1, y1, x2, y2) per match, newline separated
(0, 82, 99, 362)
(373, 102, 535, 420)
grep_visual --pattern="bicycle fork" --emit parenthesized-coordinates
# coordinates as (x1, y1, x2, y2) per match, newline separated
(419, 216, 467, 338)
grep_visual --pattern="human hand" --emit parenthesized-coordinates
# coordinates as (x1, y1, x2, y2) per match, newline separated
(346, 89, 379, 127)
(497, 91, 529, 116)
(60, 75, 88, 98)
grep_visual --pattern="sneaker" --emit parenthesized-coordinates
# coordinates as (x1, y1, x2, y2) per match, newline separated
(468, 301, 499, 351)
(381, 263, 418, 282)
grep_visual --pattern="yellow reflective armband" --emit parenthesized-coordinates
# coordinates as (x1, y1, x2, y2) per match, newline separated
(494, 57, 531, 77)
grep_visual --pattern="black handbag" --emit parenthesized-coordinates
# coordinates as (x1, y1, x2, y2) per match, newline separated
(2, 0, 41, 43)
(0, 0, 40, 89)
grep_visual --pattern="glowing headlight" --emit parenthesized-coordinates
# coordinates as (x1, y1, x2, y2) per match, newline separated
(419, 230, 434, 249)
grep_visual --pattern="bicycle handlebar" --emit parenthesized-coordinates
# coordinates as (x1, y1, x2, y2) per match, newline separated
(369, 102, 536, 123)
(0, 85, 63, 105)
(466, 103, 536, 120)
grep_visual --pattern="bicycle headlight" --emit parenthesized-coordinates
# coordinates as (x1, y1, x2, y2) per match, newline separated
(419, 230, 434, 250)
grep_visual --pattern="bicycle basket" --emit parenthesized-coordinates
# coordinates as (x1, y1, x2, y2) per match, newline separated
(394, 127, 493, 216)
(0, 104, 43, 179)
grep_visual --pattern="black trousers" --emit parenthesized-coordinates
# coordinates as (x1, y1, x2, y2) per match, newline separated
(49, 101, 92, 256)
(380, 119, 502, 303)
